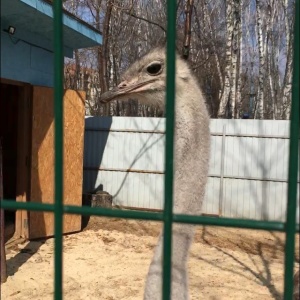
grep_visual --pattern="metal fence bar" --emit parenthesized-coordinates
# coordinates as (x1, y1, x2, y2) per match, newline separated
(162, 0, 177, 299)
(1, 200, 299, 233)
(283, 0, 300, 298)
(83, 166, 299, 182)
(53, 0, 64, 299)
(85, 128, 295, 139)
(211, 133, 296, 139)
(85, 127, 296, 139)
(209, 174, 300, 183)
(85, 128, 166, 134)
(218, 125, 226, 216)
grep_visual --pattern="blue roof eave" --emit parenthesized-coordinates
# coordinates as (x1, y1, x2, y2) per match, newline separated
(21, 0, 102, 47)
(1, 0, 102, 57)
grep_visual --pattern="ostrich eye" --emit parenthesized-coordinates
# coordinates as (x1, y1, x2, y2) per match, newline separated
(146, 63, 162, 75)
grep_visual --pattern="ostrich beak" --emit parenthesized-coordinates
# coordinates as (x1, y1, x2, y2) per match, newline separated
(99, 88, 122, 103)
(100, 78, 157, 103)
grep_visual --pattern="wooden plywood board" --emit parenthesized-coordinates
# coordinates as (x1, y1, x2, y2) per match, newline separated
(29, 87, 85, 239)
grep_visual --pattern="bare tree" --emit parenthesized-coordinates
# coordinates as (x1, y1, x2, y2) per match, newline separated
(230, 0, 242, 118)
(281, 0, 294, 119)
(217, 0, 233, 118)
(62, 0, 295, 119)
(235, 0, 243, 118)
(254, 0, 265, 119)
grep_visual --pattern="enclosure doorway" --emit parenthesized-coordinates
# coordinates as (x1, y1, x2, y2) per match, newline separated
(1, 82, 85, 241)
(0, 79, 31, 242)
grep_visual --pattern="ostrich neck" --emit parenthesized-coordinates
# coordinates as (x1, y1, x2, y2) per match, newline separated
(144, 81, 210, 300)
(173, 83, 210, 215)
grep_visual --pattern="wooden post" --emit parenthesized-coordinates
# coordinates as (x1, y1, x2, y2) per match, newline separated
(0, 139, 7, 284)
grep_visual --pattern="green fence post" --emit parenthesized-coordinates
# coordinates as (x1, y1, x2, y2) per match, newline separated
(283, 0, 299, 299)
(162, 0, 177, 299)
(53, 0, 64, 299)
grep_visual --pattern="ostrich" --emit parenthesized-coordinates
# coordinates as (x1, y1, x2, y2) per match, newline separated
(100, 48, 210, 299)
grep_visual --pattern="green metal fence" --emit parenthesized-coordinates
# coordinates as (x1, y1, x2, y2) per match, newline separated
(1, 0, 299, 299)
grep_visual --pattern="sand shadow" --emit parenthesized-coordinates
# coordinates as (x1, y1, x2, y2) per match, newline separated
(192, 227, 284, 299)
(6, 240, 45, 277)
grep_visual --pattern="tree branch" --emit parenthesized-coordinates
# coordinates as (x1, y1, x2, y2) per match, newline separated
(125, 12, 166, 32)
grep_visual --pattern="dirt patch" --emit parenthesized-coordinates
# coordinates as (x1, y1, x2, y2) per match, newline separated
(2, 216, 299, 300)
(85, 216, 299, 261)
(84, 217, 162, 237)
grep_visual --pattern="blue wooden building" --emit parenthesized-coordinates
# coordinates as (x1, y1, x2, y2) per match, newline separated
(1, 0, 102, 240)
(1, 0, 102, 86)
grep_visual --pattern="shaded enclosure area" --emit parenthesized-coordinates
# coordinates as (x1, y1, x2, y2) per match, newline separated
(0, 83, 21, 242)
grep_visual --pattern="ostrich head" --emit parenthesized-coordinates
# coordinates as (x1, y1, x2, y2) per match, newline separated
(100, 48, 193, 110)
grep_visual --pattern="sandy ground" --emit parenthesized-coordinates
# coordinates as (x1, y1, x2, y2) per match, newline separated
(2, 216, 299, 300)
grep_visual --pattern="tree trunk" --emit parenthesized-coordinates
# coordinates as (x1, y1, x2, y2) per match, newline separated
(98, 0, 113, 115)
(255, 0, 265, 119)
(266, 1, 277, 119)
(281, 37, 293, 119)
(235, 0, 242, 119)
(182, 0, 194, 59)
(217, 0, 233, 118)
(267, 51, 276, 119)
(281, 0, 293, 119)
(74, 50, 81, 90)
(203, 0, 223, 88)
(230, 0, 241, 119)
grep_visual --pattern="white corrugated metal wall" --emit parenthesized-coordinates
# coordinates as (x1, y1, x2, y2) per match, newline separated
(83, 117, 299, 222)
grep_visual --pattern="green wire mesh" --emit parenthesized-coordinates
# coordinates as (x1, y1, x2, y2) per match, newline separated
(0, 0, 299, 299)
